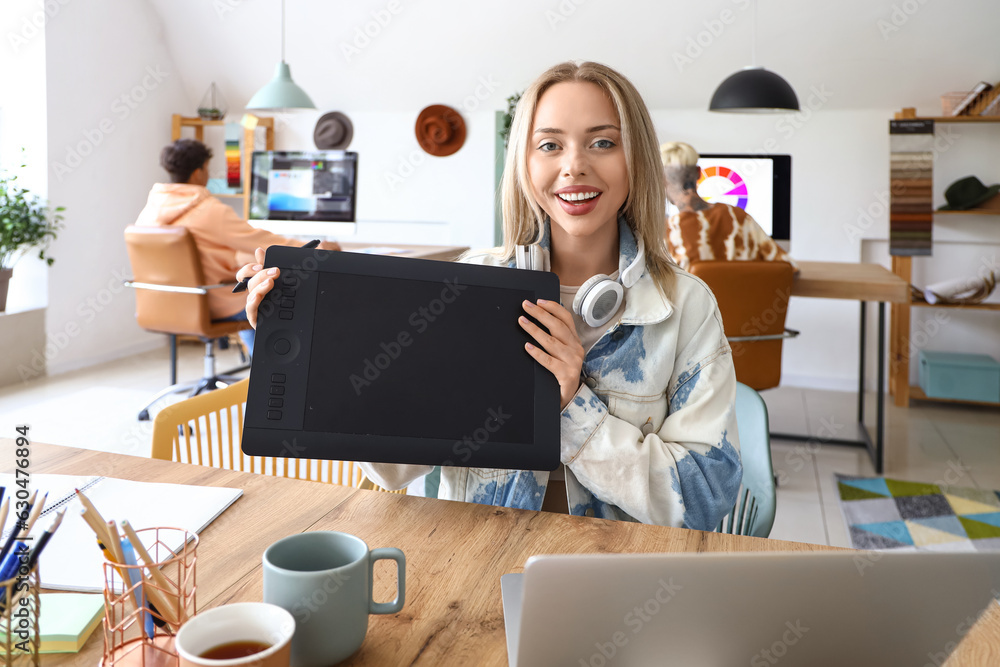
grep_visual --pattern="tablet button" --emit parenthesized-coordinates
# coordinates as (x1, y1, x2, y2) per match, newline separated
(273, 338, 292, 355)
(270, 386, 285, 395)
(281, 299, 295, 309)
(271, 373, 286, 383)
(268, 398, 284, 408)
(281, 275, 297, 286)
(283, 288, 297, 297)
(279, 311, 293, 320)
(267, 410, 282, 420)
(584, 377, 597, 389)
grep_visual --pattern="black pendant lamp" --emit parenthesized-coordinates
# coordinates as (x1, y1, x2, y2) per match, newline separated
(709, 0, 799, 113)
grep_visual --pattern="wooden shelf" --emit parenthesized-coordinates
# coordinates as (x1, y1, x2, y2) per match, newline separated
(910, 299, 1000, 311)
(173, 116, 227, 126)
(909, 384, 1000, 407)
(894, 114, 1000, 123)
(934, 209, 1000, 215)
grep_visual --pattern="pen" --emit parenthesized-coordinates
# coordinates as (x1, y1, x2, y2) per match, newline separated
(121, 537, 155, 639)
(232, 238, 322, 293)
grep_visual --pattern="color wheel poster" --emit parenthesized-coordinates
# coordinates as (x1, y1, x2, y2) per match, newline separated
(695, 157, 775, 236)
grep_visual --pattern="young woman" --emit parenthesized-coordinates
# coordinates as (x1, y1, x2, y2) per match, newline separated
(238, 62, 742, 530)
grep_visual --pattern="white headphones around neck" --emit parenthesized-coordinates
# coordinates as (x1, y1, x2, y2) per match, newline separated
(515, 235, 645, 328)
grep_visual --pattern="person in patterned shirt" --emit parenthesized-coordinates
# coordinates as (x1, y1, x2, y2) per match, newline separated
(660, 142, 795, 272)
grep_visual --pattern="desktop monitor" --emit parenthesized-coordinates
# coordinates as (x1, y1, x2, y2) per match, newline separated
(685, 154, 792, 242)
(248, 150, 358, 237)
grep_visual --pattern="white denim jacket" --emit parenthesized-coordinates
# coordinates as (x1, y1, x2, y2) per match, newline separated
(360, 219, 742, 530)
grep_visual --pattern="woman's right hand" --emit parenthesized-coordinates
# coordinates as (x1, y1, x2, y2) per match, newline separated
(237, 247, 279, 329)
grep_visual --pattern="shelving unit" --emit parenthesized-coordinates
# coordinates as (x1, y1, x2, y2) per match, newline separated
(889, 109, 1000, 408)
(170, 114, 275, 218)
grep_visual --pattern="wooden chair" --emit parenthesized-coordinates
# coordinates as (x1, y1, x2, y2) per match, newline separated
(150, 378, 404, 494)
(124, 225, 251, 420)
(688, 260, 798, 391)
(716, 383, 776, 538)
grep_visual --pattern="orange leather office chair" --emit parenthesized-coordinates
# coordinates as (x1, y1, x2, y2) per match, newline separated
(688, 261, 798, 391)
(124, 225, 250, 420)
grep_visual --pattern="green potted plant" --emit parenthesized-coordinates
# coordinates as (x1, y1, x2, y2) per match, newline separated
(0, 164, 64, 312)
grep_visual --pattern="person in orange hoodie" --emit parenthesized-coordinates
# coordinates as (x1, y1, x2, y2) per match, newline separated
(135, 139, 340, 354)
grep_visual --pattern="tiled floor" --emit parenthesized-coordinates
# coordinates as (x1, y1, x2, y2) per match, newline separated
(1, 345, 998, 548)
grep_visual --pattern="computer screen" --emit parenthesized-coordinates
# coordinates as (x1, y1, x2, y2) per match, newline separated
(686, 154, 792, 241)
(248, 151, 357, 235)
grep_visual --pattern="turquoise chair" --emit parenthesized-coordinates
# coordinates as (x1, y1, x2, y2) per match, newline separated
(716, 382, 776, 538)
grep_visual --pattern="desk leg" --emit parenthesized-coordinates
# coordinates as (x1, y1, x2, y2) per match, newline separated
(858, 302, 866, 426)
(876, 302, 886, 474)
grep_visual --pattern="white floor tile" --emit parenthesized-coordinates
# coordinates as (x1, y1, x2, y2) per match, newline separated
(768, 497, 827, 546)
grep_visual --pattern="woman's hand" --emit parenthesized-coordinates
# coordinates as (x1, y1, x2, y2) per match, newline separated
(237, 247, 279, 329)
(519, 299, 585, 410)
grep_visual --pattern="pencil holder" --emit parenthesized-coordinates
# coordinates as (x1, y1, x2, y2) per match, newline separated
(0, 563, 40, 667)
(101, 528, 198, 667)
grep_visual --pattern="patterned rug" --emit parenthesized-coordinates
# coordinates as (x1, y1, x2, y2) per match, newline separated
(837, 475, 1000, 552)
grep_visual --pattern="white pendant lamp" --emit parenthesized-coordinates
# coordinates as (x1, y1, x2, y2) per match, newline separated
(709, 0, 799, 113)
(246, 0, 315, 111)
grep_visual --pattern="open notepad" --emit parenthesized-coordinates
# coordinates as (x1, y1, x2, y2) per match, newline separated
(0, 474, 242, 592)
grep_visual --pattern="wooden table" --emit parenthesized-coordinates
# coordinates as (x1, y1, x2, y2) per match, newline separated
(788, 261, 909, 474)
(10, 442, 1000, 666)
(340, 243, 469, 262)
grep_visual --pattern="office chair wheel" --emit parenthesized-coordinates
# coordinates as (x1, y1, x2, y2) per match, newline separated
(139, 409, 150, 421)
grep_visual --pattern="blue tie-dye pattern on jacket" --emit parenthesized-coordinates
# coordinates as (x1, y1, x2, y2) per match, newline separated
(670, 362, 701, 414)
(669, 430, 743, 530)
(471, 471, 545, 510)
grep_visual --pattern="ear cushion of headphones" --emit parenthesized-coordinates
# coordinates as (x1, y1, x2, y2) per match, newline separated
(573, 275, 624, 328)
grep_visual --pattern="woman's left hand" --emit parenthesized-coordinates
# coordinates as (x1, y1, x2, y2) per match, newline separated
(519, 299, 585, 411)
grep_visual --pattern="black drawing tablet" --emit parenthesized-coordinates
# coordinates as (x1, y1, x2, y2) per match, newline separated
(242, 246, 561, 470)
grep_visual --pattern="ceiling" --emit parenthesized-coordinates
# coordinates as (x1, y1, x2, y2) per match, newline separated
(147, 0, 1000, 114)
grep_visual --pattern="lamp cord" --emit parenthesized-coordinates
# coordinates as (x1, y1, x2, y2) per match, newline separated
(752, 0, 757, 67)
(281, 0, 286, 63)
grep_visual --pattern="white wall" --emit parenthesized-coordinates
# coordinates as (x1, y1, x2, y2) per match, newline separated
(0, 0, 51, 314)
(20, 0, 1000, 389)
(42, 0, 192, 374)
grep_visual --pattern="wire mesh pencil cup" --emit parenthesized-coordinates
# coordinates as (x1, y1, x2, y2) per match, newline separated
(0, 565, 39, 667)
(102, 528, 197, 667)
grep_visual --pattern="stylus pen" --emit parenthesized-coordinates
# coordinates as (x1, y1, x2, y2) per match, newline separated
(232, 239, 322, 293)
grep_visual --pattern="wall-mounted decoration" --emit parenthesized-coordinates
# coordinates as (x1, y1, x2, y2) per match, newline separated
(313, 111, 354, 150)
(415, 105, 466, 157)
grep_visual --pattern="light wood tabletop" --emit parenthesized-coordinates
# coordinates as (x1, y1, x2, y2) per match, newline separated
(7, 441, 998, 666)
(793, 260, 909, 303)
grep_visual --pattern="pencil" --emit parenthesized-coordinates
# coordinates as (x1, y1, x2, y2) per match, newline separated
(121, 521, 182, 626)
(0, 497, 9, 536)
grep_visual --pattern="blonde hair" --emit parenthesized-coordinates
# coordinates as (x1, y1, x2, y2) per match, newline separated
(497, 61, 675, 296)
(659, 141, 700, 167)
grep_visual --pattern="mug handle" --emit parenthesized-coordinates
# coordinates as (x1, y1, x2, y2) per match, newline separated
(369, 548, 406, 614)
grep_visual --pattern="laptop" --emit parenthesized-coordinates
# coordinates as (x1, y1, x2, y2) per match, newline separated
(501, 551, 1000, 667)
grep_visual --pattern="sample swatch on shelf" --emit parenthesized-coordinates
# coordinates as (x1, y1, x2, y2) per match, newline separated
(889, 119, 934, 256)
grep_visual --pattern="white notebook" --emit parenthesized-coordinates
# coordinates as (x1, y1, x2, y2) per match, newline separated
(0, 474, 242, 592)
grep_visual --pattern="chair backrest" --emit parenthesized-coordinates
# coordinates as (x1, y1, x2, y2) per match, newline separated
(717, 382, 776, 538)
(150, 378, 404, 493)
(688, 260, 795, 391)
(124, 225, 214, 336)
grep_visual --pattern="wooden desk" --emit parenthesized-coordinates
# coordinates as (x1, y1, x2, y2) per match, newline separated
(340, 243, 469, 262)
(792, 261, 909, 303)
(11, 442, 1000, 666)
(787, 261, 909, 474)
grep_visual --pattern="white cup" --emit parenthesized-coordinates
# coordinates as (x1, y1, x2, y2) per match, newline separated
(175, 602, 295, 667)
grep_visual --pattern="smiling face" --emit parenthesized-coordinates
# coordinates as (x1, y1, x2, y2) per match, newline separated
(527, 81, 628, 242)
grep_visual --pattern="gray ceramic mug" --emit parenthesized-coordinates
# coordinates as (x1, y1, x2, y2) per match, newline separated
(262, 531, 405, 667)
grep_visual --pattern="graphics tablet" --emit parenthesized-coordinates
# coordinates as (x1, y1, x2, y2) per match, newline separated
(242, 245, 561, 470)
